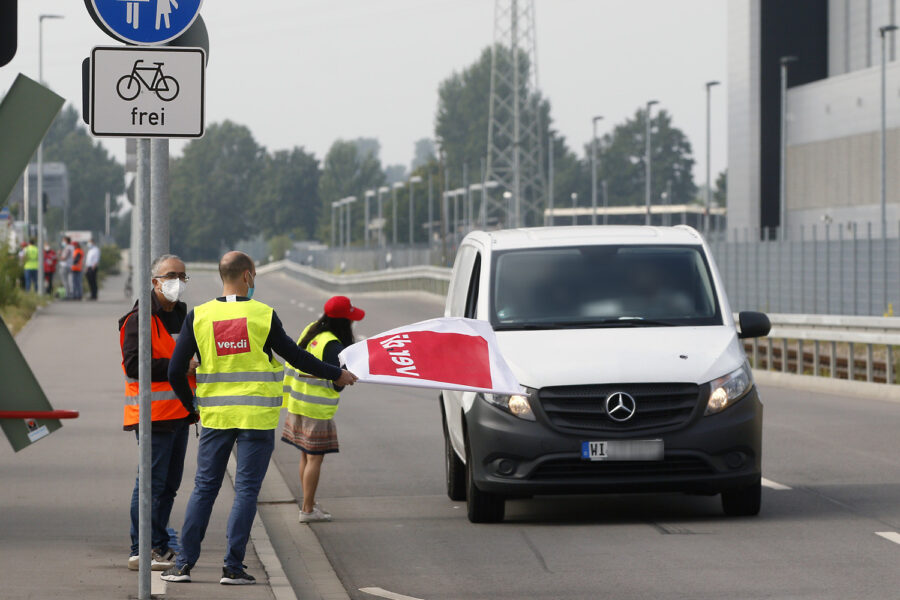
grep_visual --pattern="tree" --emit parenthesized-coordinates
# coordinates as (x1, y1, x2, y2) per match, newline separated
(317, 139, 385, 245)
(42, 105, 124, 237)
(597, 109, 697, 210)
(411, 138, 436, 171)
(169, 121, 266, 260)
(250, 147, 321, 240)
(383, 164, 406, 185)
(435, 47, 493, 177)
(714, 169, 727, 207)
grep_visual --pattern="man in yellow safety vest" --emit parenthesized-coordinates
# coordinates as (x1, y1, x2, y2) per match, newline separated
(162, 251, 357, 586)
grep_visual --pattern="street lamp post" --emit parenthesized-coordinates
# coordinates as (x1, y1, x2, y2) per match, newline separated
(591, 115, 603, 226)
(345, 196, 356, 249)
(427, 174, 434, 246)
(364, 190, 375, 248)
(502, 191, 513, 228)
(377, 186, 389, 247)
(645, 100, 659, 225)
(547, 133, 554, 226)
(571, 192, 578, 226)
(331, 200, 340, 248)
(881, 25, 897, 312)
(408, 175, 422, 245)
(37, 14, 64, 296)
(704, 81, 720, 237)
(779, 56, 798, 241)
(391, 182, 403, 246)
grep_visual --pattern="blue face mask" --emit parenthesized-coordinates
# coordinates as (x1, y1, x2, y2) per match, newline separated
(247, 286, 255, 299)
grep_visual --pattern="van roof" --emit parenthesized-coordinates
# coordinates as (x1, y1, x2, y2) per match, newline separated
(465, 226, 706, 251)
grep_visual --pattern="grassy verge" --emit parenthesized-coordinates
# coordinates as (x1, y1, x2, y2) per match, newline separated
(0, 292, 52, 336)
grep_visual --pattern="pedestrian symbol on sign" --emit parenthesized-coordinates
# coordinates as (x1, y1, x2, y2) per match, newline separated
(119, 0, 151, 30)
(155, 0, 180, 30)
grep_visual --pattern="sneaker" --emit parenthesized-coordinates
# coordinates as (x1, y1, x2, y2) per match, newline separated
(128, 555, 139, 571)
(220, 566, 256, 585)
(151, 547, 175, 571)
(299, 505, 332, 523)
(160, 564, 192, 583)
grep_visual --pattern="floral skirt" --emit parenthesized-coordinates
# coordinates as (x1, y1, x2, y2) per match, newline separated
(281, 412, 339, 455)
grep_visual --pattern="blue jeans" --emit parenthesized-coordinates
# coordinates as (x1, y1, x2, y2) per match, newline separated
(71, 271, 83, 299)
(177, 427, 274, 571)
(23, 269, 37, 292)
(130, 421, 190, 555)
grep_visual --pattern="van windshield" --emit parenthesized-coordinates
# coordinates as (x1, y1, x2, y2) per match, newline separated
(490, 245, 721, 329)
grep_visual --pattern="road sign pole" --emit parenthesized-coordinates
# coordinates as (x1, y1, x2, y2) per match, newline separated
(136, 137, 152, 600)
(151, 139, 169, 257)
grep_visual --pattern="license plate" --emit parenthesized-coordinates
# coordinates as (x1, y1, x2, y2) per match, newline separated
(581, 439, 664, 461)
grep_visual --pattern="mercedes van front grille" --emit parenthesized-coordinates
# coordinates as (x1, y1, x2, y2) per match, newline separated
(538, 383, 701, 433)
(530, 456, 713, 480)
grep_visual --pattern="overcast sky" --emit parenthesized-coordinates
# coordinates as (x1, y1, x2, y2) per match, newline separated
(2, 0, 728, 186)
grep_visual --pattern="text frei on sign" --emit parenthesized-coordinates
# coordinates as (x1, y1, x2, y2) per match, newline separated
(339, 318, 523, 395)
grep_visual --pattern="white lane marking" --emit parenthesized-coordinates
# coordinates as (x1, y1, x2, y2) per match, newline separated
(289, 299, 297, 305)
(360, 588, 424, 600)
(307, 307, 316, 312)
(762, 478, 791, 490)
(876, 532, 900, 545)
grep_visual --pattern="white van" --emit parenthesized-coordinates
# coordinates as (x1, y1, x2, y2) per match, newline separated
(441, 226, 771, 523)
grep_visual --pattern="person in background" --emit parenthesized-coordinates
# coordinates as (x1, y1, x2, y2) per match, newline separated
(161, 251, 358, 586)
(119, 254, 197, 571)
(58, 236, 73, 299)
(85, 240, 101, 300)
(282, 295, 364, 523)
(70, 241, 84, 300)
(43, 243, 57, 295)
(19, 238, 38, 293)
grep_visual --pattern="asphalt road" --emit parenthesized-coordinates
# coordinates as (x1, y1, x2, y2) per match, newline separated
(188, 269, 900, 600)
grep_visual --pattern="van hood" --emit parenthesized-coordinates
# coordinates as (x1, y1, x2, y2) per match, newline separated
(496, 326, 745, 389)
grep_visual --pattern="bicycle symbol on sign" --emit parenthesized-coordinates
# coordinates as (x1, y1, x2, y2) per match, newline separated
(116, 60, 180, 102)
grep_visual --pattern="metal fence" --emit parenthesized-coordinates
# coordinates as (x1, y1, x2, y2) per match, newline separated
(709, 224, 898, 316)
(302, 223, 900, 317)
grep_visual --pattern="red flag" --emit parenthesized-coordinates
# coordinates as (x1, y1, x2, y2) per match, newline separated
(339, 318, 523, 395)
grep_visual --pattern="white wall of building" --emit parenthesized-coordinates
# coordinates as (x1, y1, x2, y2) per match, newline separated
(726, 0, 761, 235)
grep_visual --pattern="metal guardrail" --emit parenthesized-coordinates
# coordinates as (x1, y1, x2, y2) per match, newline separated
(257, 259, 900, 386)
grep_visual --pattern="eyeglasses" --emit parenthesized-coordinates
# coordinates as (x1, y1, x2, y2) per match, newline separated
(153, 271, 190, 282)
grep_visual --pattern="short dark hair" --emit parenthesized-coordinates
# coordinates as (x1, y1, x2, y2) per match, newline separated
(219, 251, 254, 283)
(29, 238, 36, 245)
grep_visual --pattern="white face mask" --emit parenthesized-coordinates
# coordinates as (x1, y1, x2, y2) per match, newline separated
(159, 278, 186, 303)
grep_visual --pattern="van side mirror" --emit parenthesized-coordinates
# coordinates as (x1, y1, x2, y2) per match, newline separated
(738, 311, 771, 339)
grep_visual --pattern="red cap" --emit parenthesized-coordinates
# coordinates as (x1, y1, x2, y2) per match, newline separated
(324, 296, 365, 321)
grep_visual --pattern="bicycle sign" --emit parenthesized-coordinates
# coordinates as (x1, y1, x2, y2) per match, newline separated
(117, 60, 180, 102)
(90, 46, 204, 139)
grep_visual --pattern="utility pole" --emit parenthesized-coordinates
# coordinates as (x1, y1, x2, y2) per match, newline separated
(591, 116, 603, 225)
(779, 56, 797, 240)
(704, 81, 720, 236)
(645, 100, 659, 225)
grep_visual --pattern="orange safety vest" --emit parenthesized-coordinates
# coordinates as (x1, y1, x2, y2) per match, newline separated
(71, 247, 84, 272)
(120, 312, 195, 427)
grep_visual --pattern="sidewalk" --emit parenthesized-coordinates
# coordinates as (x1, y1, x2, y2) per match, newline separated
(0, 274, 277, 599)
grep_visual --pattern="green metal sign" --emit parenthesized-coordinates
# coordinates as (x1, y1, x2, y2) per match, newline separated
(0, 318, 62, 451)
(0, 73, 65, 206)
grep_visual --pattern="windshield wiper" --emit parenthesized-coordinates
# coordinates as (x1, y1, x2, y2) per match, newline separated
(551, 318, 679, 328)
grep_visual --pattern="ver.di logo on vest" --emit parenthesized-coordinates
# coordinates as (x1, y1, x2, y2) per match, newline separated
(213, 318, 251, 356)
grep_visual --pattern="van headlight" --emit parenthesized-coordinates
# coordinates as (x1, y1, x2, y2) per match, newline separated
(481, 388, 536, 421)
(704, 363, 753, 416)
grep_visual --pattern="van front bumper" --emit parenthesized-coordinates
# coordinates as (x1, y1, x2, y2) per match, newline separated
(466, 386, 762, 497)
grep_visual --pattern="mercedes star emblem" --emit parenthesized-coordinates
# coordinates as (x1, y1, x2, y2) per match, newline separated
(605, 391, 637, 422)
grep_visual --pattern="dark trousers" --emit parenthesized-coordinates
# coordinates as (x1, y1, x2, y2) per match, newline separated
(177, 427, 274, 571)
(130, 421, 190, 555)
(44, 271, 55, 295)
(86, 266, 98, 299)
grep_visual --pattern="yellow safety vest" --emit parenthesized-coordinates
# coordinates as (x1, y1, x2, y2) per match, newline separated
(24, 245, 38, 270)
(282, 324, 341, 420)
(192, 298, 284, 430)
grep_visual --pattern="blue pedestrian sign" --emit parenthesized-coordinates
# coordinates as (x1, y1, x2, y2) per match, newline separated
(89, 0, 203, 45)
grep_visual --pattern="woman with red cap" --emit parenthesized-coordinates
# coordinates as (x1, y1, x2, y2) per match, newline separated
(281, 295, 365, 522)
